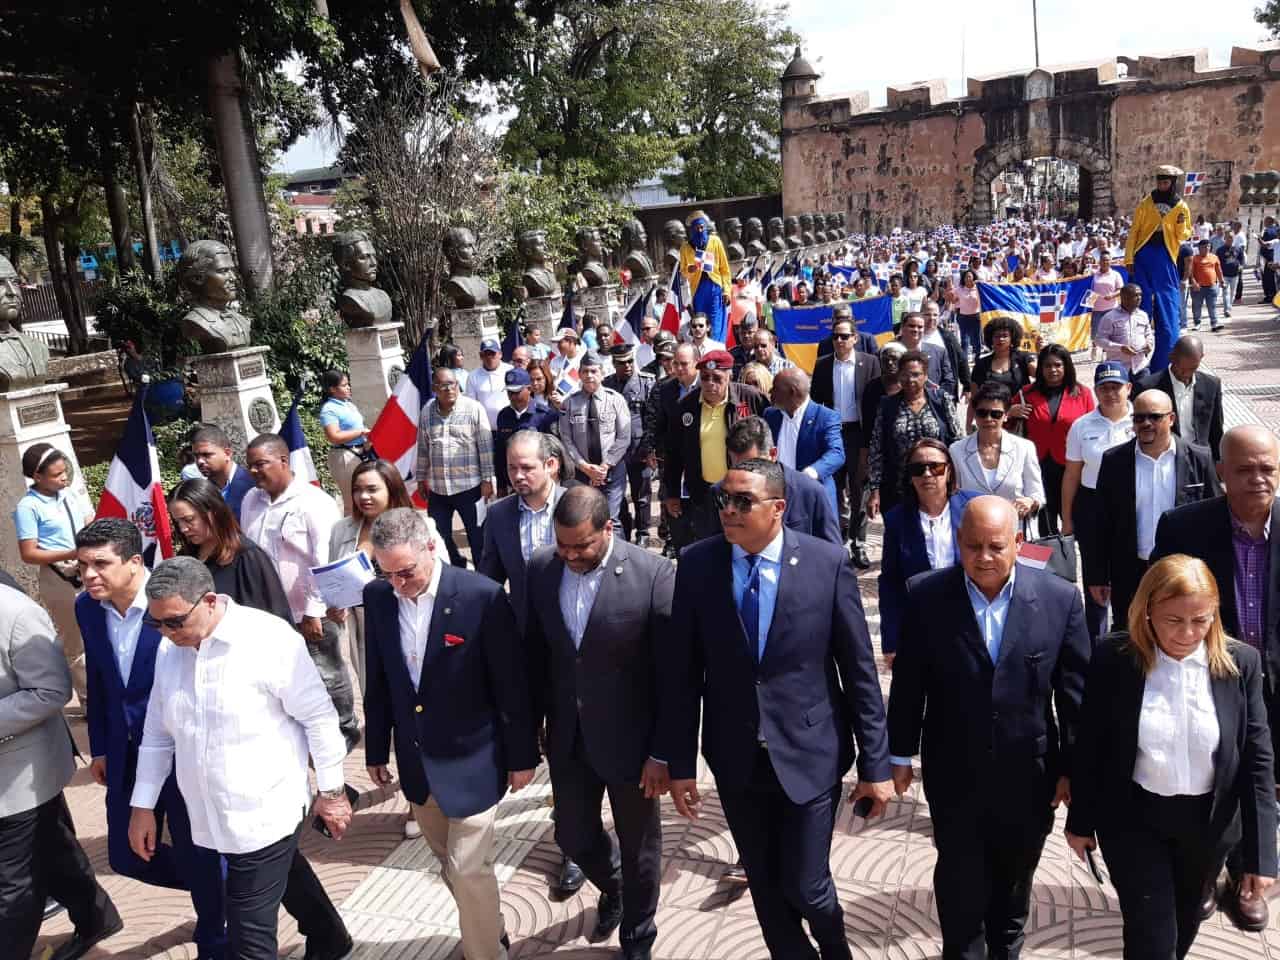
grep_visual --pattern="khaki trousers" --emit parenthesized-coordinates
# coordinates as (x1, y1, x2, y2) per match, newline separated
(327, 447, 363, 517)
(38, 565, 87, 704)
(346, 606, 367, 697)
(409, 797, 507, 960)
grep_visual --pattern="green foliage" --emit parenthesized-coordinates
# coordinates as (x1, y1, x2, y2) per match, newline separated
(1260, 1, 1280, 36)
(93, 268, 194, 376)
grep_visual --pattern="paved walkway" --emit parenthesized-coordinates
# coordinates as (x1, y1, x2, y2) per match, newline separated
(34, 280, 1280, 960)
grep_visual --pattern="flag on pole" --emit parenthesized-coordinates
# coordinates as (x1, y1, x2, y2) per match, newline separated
(661, 263, 684, 335)
(615, 290, 646, 345)
(282, 394, 321, 487)
(94, 387, 174, 566)
(369, 333, 433, 503)
(501, 318, 524, 362)
(1183, 172, 1206, 196)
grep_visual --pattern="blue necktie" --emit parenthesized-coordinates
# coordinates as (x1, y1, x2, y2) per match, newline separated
(740, 554, 762, 662)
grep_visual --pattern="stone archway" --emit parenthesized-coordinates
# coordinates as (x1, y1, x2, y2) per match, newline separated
(971, 138, 1113, 224)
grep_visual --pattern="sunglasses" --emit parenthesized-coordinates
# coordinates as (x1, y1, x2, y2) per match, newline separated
(975, 407, 1005, 419)
(833, 332, 855, 341)
(1132, 412, 1170, 424)
(143, 596, 205, 631)
(906, 461, 949, 478)
(712, 488, 780, 513)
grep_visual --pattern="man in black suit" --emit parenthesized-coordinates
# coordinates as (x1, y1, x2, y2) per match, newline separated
(888, 496, 1090, 960)
(646, 343, 700, 557)
(1152, 424, 1280, 931)
(896, 311, 956, 398)
(725, 417, 841, 544)
(1136, 334, 1224, 461)
(659, 459, 892, 960)
(816, 302, 879, 358)
(1088, 389, 1219, 628)
(812, 310, 880, 566)
(524, 486, 675, 960)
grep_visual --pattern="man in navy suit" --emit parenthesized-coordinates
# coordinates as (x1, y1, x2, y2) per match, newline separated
(659, 459, 892, 960)
(364, 509, 538, 960)
(73, 519, 225, 960)
(725, 416, 841, 544)
(888, 496, 1090, 960)
(524, 487, 675, 960)
(764, 369, 845, 517)
(189, 424, 256, 520)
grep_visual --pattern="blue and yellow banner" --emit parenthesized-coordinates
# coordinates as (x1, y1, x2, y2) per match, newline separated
(773, 297, 894, 373)
(977, 269, 1127, 354)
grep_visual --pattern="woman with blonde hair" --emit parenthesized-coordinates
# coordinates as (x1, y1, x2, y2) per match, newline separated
(738, 361, 773, 396)
(1066, 554, 1276, 958)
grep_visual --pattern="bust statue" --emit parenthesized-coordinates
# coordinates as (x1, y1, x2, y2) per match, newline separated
(332, 231, 392, 328)
(178, 240, 252, 354)
(519, 229, 560, 299)
(800, 213, 816, 246)
(766, 217, 787, 253)
(575, 227, 610, 287)
(662, 219, 687, 274)
(813, 215, 828, 244)
(834, 212, 846, 238)
(824, 213, 840, 242)
(442, 226, 490, 309)
(0, 255, 49, 391)
(722, 218, 746, 261)
(745, 217, 767, 256)
(620, 220, 655, 283)
(1240, 173, 1258, 206)
(784, 216, 803, 250)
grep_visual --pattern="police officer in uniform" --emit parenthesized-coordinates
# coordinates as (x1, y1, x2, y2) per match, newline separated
(642, 331, 677, 380)
(605, 343, 657, 544)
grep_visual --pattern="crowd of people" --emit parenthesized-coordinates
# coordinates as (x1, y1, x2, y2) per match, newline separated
(3, 204, 1280, 960)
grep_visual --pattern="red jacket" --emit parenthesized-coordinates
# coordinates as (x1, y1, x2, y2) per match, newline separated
(1019, 384, 1095, 465)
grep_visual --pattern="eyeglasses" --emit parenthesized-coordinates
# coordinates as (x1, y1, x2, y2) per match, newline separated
(382, 561, 419, 582)
(1132, 412, 1170, 424)
(712, 488, 780, 513)
(143, 596, 205, 631)
(906, 461, 949, 478)
(974, 407, 1005, 420)
(833, 332, 855, 341)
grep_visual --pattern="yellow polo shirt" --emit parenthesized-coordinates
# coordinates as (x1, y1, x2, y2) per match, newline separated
(699, 397, 729, 484)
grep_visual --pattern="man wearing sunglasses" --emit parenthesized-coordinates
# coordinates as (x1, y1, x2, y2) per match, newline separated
(129, 557, 353, 960)
(660, 458, 892, 959)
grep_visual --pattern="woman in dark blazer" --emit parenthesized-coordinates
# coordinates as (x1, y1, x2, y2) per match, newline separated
(1066, 555, 1276, 959)
(877, 438, 977, 666)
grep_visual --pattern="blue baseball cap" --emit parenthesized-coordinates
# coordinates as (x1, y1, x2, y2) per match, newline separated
(504, 367, 532, 391)
(480, 338, 501, 354)
(1094, 361, 1129, 386)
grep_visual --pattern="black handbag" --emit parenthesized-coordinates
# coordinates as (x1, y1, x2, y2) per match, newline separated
(1018, 520, 1078, 583)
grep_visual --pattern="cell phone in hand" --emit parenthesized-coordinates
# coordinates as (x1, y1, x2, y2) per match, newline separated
(851, 795, 874, 818)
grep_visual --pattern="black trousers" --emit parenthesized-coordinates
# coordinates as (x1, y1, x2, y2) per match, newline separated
(718, 747, 849, 960)
(931, 800, 1052, 960)
(0, 792, 113, 960)
(834, 422, 866, 545)
(1099, 787, 1225, 960)
(428, 484, 484, 568)
(549, 729, 661, 951)
(687, 490, 723, 542)
(619, 461, 654, 540)
(1037, 456, 1065, 538)
(1263, 262, 1277, 302)
(225, 821, 347, 960)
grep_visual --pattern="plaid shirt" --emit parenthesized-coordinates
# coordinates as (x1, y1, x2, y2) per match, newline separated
(1230, 511, 1270, 652)
(415, 395, 495, 495)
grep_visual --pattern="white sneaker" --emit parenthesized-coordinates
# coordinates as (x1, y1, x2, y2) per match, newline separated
(404, 817, 421, 839)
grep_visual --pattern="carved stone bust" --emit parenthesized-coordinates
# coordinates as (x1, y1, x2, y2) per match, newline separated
(442, 226, 491, 309)
(813, 215, 828, 244)
(1240, 174, 1258, 206)
(0, 255, 49, 391)
(800, 213, 816, 246)
(575, 227, 610, 287)
(722, 218, 746, 261)
(826, 214, 842, 242)
(784, 216, 803, 249)
(332, 231, 392, 328)
(178, 240, 252, 354)
(519, 229, 560, 299)
(767, 217, 787, 253)
(662, 219, 687, 274)
(620, 220, 654, 283)
(745, 217, 767, 256)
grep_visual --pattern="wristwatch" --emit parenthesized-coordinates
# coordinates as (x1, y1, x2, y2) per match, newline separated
(317, 788, 346, 801)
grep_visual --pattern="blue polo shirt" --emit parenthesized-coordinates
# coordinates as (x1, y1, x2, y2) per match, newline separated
(319, 398, 366, 449)
(13, 487, 85, 549)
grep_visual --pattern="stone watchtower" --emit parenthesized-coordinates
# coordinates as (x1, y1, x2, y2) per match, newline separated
(781, 47, 820, 121)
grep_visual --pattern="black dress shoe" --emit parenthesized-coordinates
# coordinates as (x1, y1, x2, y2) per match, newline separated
(589, 892, 623, 942)
(621, 944, 652, 960)
(501, 933, 511, 951)
(850, 543, 872, 569)
(555, 855, 586, 896)
(49, 905, 124, 960)
(44, 898, 66, 920)
(304, 932, 354, 960)
(1198, 880, 1218, 922)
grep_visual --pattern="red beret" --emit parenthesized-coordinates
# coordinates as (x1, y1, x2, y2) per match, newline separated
(696, 350, 735, 372)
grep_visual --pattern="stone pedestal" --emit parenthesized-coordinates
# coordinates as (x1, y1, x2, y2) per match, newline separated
(345, 323, 405, 424)
(192, 346, 280, 457)
(577, 284, 621, 327)
(448, 305, 501, 362)
(524, 296, 561, 340)
(0, 384, 89, 597)
(1240, 205, 1280, 262)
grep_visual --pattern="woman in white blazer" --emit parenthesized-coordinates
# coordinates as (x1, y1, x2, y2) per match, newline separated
(949, 381, 1045, 521)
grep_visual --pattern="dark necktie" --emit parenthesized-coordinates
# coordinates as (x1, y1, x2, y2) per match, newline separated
(587, 393, 603, 464)
(740, 554, 762, 662)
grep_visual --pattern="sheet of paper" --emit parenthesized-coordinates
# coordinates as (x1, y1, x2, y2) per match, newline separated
(311, 551, 376, 609)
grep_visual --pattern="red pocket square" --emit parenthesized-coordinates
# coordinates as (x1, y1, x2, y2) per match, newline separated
(444, 633, 466, 647)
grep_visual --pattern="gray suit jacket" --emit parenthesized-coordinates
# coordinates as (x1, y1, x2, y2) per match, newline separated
(0, 583, 75, 817)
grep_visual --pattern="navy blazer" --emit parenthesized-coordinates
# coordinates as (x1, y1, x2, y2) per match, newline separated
(658, 530, 891, 804)
(75, 591, 165, 797)
(887, 565, 1090, 818)
(1137, 366, 1224, 461)
(764, 402, 845, 515)
(477, 486, 565, 633)
(877, 491, 978, 654)
(221, 465, 257, 521)
(783, 465, 842, 544)
(362, 564, 539, 818)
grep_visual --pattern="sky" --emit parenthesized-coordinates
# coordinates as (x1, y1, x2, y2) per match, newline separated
(278, 0, 1274, 174)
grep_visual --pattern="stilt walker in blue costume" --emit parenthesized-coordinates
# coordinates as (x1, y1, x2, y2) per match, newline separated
(1124, 164, 1192, 372)
(679, 209, 732, 342)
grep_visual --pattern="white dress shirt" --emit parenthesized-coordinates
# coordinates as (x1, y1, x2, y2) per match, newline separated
(920, 504, 953, 570)
(559, 537, 613, 649)
(131, 598, 347, 854)
(1065, 409, 1135, 489)
(465, 362, 514, 428)
(832, 357, 859, 423)
(1134, 642, 1219, 797)
(1135, 439, 1177, 560)
(395, 553, 445, 688)
(775, 398, 809, 470)
(101, 571, 150, 685)
(240, 477, 341, 622)
(1168, 369, 1198, 445)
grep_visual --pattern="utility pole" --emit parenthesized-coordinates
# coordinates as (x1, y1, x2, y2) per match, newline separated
(1032, 0, 1041, 67)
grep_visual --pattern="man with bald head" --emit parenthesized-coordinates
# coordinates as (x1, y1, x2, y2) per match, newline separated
(888, 495, 1089, 960)
(1137, 334, 1224, 461)
(1152, 424, 1280, 931)
(1089, 389, 1219, 627)
(763, 368, 845, 516)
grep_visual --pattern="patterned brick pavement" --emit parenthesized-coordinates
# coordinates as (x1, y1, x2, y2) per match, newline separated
(33, 278, 1280, 959)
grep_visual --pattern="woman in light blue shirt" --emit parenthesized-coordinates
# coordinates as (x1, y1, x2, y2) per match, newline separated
(13, 442, 93, 706)
(319, 369, 369, 517)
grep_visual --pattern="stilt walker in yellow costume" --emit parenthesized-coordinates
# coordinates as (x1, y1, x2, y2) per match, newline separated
(1124, 165, 1192, 372)
(678, 210, 732, 342)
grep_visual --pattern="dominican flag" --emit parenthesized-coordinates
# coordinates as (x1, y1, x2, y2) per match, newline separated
(369, 333, 433, 502)
(661, 262, 684, 335)
(1183, 172, 1206, 196)
(94, 388, 173, 566)
(501, 318, 524, 362)
(615, 291, 645, 345)
(282, 394, 321, 487)
(1038, 289, 1067, 324)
